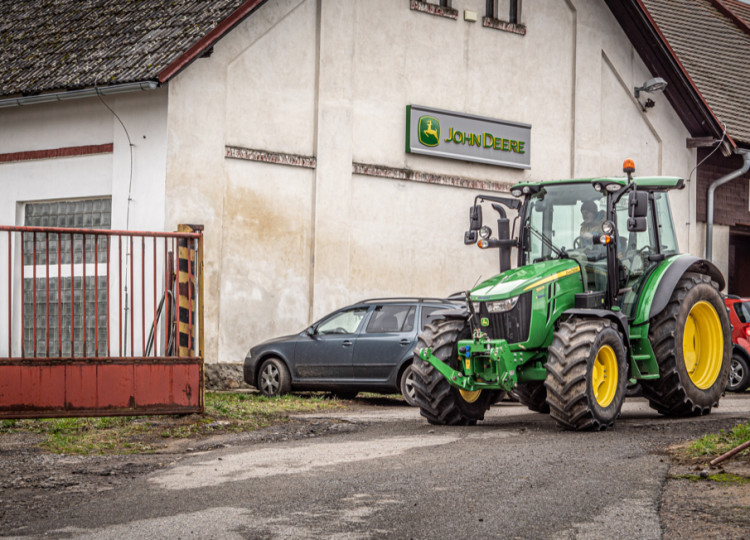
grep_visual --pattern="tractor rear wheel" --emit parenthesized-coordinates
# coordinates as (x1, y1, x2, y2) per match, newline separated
(411, 318, 494, 425)
(642, 272, 731, 415)
(545, 318, 628, 430)
(513, 381, 549, 413)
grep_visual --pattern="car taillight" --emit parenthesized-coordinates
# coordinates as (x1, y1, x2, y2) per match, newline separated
(746, 326, 750, 340)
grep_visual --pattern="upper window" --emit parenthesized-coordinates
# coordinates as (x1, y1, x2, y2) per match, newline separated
(484, 0, 525, 35)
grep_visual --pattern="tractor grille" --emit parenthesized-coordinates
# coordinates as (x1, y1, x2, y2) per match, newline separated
(477, 291, 532, 344)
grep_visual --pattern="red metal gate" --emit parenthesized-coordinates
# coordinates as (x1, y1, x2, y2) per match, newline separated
(0, 224, 204, 418)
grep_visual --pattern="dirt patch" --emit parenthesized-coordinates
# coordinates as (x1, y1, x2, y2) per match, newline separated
(660, 446, 750, 539)
(0, 417, 359, 534)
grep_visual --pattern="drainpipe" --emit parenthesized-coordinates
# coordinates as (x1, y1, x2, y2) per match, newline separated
(706, 148, 750, 262)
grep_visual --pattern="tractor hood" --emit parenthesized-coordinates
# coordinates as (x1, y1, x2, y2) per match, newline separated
(470, 259, 581, 300)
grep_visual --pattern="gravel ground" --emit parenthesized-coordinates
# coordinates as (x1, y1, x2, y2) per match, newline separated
(1, 401, 749, 537)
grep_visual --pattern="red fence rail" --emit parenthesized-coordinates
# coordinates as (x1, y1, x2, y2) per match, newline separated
(0, 225, 204, 418)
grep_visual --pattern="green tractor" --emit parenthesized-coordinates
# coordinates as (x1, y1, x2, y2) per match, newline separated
(413, 160, 731, 430)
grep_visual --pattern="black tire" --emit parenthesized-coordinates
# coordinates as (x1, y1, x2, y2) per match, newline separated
(513, 381, 550, 413)
(332, 391, 358, 400)
(545, 318, 628, 430)
(399, 363, 418, 406)
(641, 272, 731, 416)
(411, 318, 493, 425)
(726, 352, 750, 393)
(257, 357, 291, 397)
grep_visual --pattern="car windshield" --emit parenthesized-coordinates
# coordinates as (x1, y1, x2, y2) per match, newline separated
(523, 182, 606, 264)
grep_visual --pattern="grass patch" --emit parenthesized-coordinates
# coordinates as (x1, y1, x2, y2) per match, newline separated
(669, 473, 750, 485)
(684, 422, 750, 459)
(0, 392, 345, 455)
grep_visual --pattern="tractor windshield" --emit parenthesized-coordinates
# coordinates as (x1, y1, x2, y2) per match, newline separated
(522, 182, 606, 263)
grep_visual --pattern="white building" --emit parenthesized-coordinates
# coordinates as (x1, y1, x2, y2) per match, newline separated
(0, 0, 742, 365)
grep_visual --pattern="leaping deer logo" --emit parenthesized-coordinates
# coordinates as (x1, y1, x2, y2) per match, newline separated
(418, 115, 440, 147)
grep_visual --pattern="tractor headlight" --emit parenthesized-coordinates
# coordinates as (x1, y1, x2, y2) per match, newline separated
(601, 220, 615, 235)
(479, 226, 492, 239)
(511, 188, 523, 198)
(486, 296, 519, 313)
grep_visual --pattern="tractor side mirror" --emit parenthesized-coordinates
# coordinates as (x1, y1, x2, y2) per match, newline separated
(627, 190, 648, 232)
(464, 230, 478, 244)
(628, 191, 648, 218)
(469, 204, 482, 230)
(627, 217, 647, 232)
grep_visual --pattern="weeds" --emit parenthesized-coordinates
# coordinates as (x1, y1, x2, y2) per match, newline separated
(685, 422, 750, 458)
(0, 392, 345, 455)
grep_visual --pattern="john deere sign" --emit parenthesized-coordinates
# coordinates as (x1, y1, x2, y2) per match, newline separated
(406, 105, 531, 169)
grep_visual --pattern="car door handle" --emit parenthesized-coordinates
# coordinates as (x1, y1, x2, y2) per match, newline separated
(400, 339, 410, 346)
(342, 340, 353, 347)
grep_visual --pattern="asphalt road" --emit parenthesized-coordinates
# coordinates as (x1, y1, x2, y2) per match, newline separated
(8, 394, 750, 539)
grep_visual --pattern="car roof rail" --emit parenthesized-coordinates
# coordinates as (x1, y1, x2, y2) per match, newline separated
(727, 294, 741, 299)
(357, 297, 463, 304)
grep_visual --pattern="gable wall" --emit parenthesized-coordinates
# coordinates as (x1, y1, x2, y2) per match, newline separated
(163, 0, 698, 364)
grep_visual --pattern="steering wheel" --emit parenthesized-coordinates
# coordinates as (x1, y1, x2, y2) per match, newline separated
(573, 236, 585, 250)
(334, 327, 347, 334)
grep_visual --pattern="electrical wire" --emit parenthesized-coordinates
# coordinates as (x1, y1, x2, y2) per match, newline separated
(688, 122, 728, 182)
(95, 81, 135, 354)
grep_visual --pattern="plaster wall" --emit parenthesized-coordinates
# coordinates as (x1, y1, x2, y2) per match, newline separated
(164, 0, 703, 364)
(0, 88, 169, 356)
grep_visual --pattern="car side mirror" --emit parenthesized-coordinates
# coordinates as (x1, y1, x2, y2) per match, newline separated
(305, 327, 316, 337)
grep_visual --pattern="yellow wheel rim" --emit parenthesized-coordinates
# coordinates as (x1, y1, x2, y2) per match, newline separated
(592, 345, 618, 407)
(459, 389, 482, 403)
(683, 301, 723, 389)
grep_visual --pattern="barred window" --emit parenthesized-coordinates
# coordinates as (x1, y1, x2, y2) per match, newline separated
(23, 199, 111, 357)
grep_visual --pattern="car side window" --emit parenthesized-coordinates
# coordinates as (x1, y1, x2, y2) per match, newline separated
(317, 307, 368, 335)
(735, 302, 750, 324)
(365, 305, 415, 334)
(420, 306, 443, 330)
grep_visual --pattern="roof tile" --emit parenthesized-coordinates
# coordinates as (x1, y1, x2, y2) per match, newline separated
(0, 0, 247, 97)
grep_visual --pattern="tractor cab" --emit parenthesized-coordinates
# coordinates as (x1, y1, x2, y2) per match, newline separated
(468, 160, 683, 320)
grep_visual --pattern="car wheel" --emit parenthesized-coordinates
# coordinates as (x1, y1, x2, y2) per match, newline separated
(400, 364, 418, 406)
(727, 353, 750, 392)
(258, 357, 291, 397)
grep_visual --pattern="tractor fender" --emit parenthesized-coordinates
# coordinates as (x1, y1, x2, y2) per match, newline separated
(646, 255, 725, 320)
(427, 307, 470, 322)
(562, 308, 630, 343)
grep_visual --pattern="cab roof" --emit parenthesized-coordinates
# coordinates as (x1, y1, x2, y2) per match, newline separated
(511, 176, 685, 191)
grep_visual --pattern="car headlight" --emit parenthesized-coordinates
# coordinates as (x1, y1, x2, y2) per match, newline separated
(486, 296, 519, 313)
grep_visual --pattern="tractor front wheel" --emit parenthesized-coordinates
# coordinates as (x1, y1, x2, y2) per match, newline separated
(411, 318, 494, 425)
(642, 272, 730, 415)
(545, 318, 628, 430)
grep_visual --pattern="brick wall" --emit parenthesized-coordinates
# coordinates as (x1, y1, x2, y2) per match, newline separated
(696, 148, 750, 226)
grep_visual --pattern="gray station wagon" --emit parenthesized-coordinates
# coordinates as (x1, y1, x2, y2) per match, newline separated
(243, 297, 461, 405)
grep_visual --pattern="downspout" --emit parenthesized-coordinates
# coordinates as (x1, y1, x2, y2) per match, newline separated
(706, 148, 750, 262)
